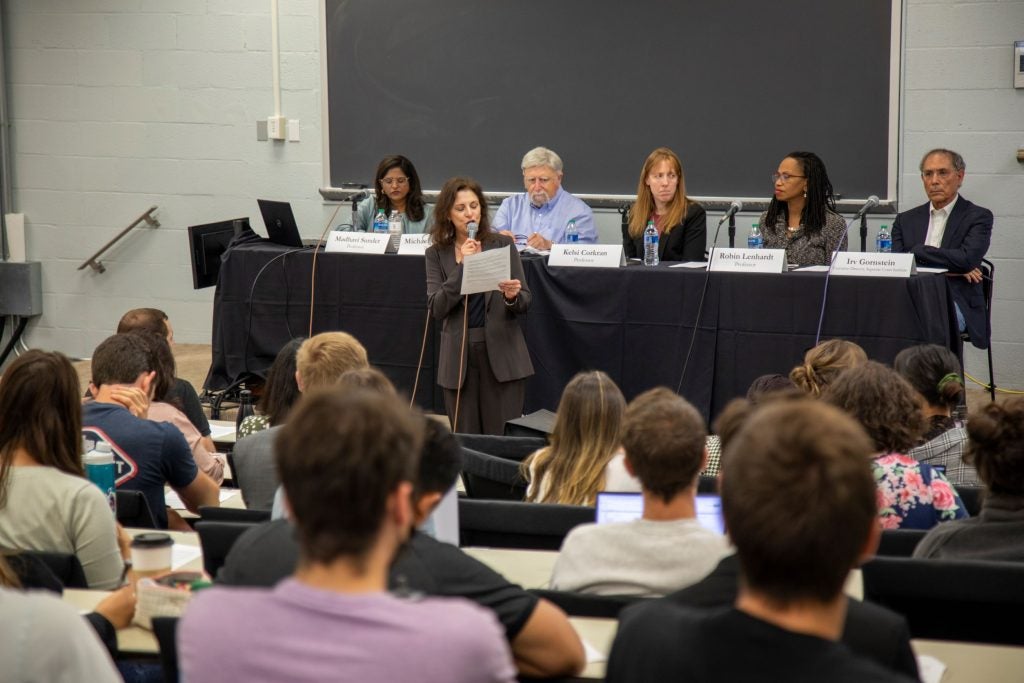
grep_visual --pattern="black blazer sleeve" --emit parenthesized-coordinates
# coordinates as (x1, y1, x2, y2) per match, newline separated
(662, 203, 708, 262)
(910, 200, 992, 273)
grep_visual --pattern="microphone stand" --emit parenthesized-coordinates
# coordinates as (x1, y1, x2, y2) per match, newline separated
(728, 213, 736, 248)
(859, 213, 868, 253)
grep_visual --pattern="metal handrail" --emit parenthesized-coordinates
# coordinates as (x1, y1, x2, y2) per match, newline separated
(77, 206, 160, 273)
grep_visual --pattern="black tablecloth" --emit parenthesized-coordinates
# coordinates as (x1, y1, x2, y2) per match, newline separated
(208, 242, 957, 421)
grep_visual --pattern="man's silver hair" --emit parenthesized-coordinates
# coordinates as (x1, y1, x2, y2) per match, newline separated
(920, 148, 965, 173)
(521, 147, 563, 173)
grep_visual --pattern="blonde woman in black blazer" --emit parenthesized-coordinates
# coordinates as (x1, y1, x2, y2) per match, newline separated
(425, 177, 533, 434)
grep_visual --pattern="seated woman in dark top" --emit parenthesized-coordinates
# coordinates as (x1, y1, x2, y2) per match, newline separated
(894, 343, 977, 485)
(622, 147, 707, 262)
(914, 397, 1024, 561)
(759, 151, 847, 265)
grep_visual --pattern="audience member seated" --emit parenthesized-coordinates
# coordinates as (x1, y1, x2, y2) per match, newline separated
(222, 416, 584, 678)
(522, 371, 638, 505)
(140, 331, 226, 484)
(825, 362, 968, 530)
(116, 307, 214, 453)
(232, 331, 368, 510)
(914, 397, 1024, 561)
(237, 338, 303, 439)
(550, 388, 729, 596)
(0, 555, 121, 682)
(179, 388, 517, 682)
(82, 334, 220, 530)
(789, 338, 867, 397)
(0, 350, 128, 589)
(662, 397, 920, 679)
(606, 400, 916, 683)
(894, 343, 978, 485)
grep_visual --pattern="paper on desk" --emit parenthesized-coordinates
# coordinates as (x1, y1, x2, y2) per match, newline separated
(795, 265, 831, 272)
(916, 654, 947, 683)
(208, 423, 235, 440)
(583, 638, 607, 663)
(171, 544, 203, 570)
(461, 246, 511, 295)
(670, 261, 708, 269)
(918, 267, 948, 274)
(164, 487, 237, 510)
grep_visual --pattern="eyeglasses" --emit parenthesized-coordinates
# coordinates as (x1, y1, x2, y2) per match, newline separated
(921, 169, 955, 180)
(380, 177, 409, 187)
(772, 172, 806, 183)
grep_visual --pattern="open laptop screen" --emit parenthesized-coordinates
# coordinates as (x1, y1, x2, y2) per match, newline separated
(595, 492, 725, 535)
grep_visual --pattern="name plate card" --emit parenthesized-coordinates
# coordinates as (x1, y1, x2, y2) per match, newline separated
(708, 248, 787, 273)
(397, 233, 432, 255)
(829, 252, 916, 278)
(325, 232, 390, 254)
(548, 244, 625, 268)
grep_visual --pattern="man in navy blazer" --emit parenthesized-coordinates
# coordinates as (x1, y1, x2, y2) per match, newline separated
(892, 149, 993, 348)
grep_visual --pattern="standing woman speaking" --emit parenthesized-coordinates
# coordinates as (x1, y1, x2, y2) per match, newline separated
(425, 177, 533, 435)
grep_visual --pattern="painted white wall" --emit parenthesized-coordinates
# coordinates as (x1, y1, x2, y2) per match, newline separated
(4, 0, 1023, 391)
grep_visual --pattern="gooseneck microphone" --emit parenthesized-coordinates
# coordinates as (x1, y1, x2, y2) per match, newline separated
(854, 195, 880, 219)
(467, 221, 478, 241)
(717, 200, 744, 226)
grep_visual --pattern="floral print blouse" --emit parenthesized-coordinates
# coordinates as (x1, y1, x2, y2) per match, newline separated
(873, 453, 968, 530)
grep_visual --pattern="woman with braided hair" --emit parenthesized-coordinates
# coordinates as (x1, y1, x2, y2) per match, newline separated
(759, 151, 848, 265)
(789, 339, 867, 398)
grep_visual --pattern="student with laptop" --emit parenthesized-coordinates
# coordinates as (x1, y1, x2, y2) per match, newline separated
(180, 388, 517, 682)
(549, 388, 730, 597)
(605, 399, 917, 682)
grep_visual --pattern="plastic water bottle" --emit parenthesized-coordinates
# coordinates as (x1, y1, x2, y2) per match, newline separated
(748, 222, 763, 249)
(643, 220, 659, 266)
(388, 210, 403, 251)
(876, 224, 892, 253)
(372, 208, 388, 234)
(84, 441, 117, 514)
(564, 219, 579, 243)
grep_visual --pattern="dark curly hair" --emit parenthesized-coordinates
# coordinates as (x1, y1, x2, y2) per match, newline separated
(763, 151, 837, 235)
(822, 361, 925, 454)
(965, 397, 1024, 496)
(893, 344, 963, 411)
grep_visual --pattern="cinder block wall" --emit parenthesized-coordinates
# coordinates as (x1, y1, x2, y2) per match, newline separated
(5, 0, 1023, 391)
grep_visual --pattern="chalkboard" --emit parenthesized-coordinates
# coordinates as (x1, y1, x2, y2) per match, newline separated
(324, 0, 895, 202)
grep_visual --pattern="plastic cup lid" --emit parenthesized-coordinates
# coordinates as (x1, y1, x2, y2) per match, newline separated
(131, 532, 174, 548)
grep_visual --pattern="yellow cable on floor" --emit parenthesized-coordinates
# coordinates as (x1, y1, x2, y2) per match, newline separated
(964, 372, 1024, 395)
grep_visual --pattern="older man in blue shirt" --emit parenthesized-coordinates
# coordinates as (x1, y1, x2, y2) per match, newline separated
(494, 147, 597, 249)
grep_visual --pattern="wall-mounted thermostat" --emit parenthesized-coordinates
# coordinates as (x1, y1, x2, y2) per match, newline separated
(1016, 41, 1024, 88)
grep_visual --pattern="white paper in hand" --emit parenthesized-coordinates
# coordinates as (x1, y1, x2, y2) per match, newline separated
(460, 245, 511, 295)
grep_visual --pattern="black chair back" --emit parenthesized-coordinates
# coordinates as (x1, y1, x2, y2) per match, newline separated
(957, 485, 984, 517)
(456, 434, 547, 463)
(458, 498, 594, 550)
(876, 529, 928, 557)
(530, 588, 648, 619)
(460, 447, 528, 500)
(198, 506, 271, 524)
(697, 476, 717, 494)
(116, 489, 158, 529)
(152, 616, 180, 683)
(4, 550, 88, 589)
(195, 521, 258, 578)
(862, 556, 1024, 645)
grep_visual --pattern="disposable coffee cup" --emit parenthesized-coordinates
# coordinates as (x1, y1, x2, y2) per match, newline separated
(131, 532, 174, 578)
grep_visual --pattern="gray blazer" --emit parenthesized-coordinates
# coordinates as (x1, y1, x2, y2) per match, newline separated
(231, 425, 282, 511)
(425, 233, 534, 390)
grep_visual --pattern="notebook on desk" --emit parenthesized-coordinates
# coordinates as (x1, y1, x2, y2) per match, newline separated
(595, 492, 725, 535)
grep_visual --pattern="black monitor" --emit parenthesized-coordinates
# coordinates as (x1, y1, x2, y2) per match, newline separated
(187, 218, 248, 289)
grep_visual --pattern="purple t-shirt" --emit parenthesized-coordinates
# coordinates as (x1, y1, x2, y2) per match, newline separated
(179, 579, 517, 683)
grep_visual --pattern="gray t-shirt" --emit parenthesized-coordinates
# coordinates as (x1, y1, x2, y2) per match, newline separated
(0, 467, 123, 589)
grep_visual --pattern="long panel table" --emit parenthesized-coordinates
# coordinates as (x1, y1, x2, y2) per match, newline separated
(209, 242, 957, 421)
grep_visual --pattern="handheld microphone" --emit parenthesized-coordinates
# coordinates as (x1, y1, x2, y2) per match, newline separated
(854, 195, 880, 219)
(467, 221, 478, 241)
(717, 200, 744, 227)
